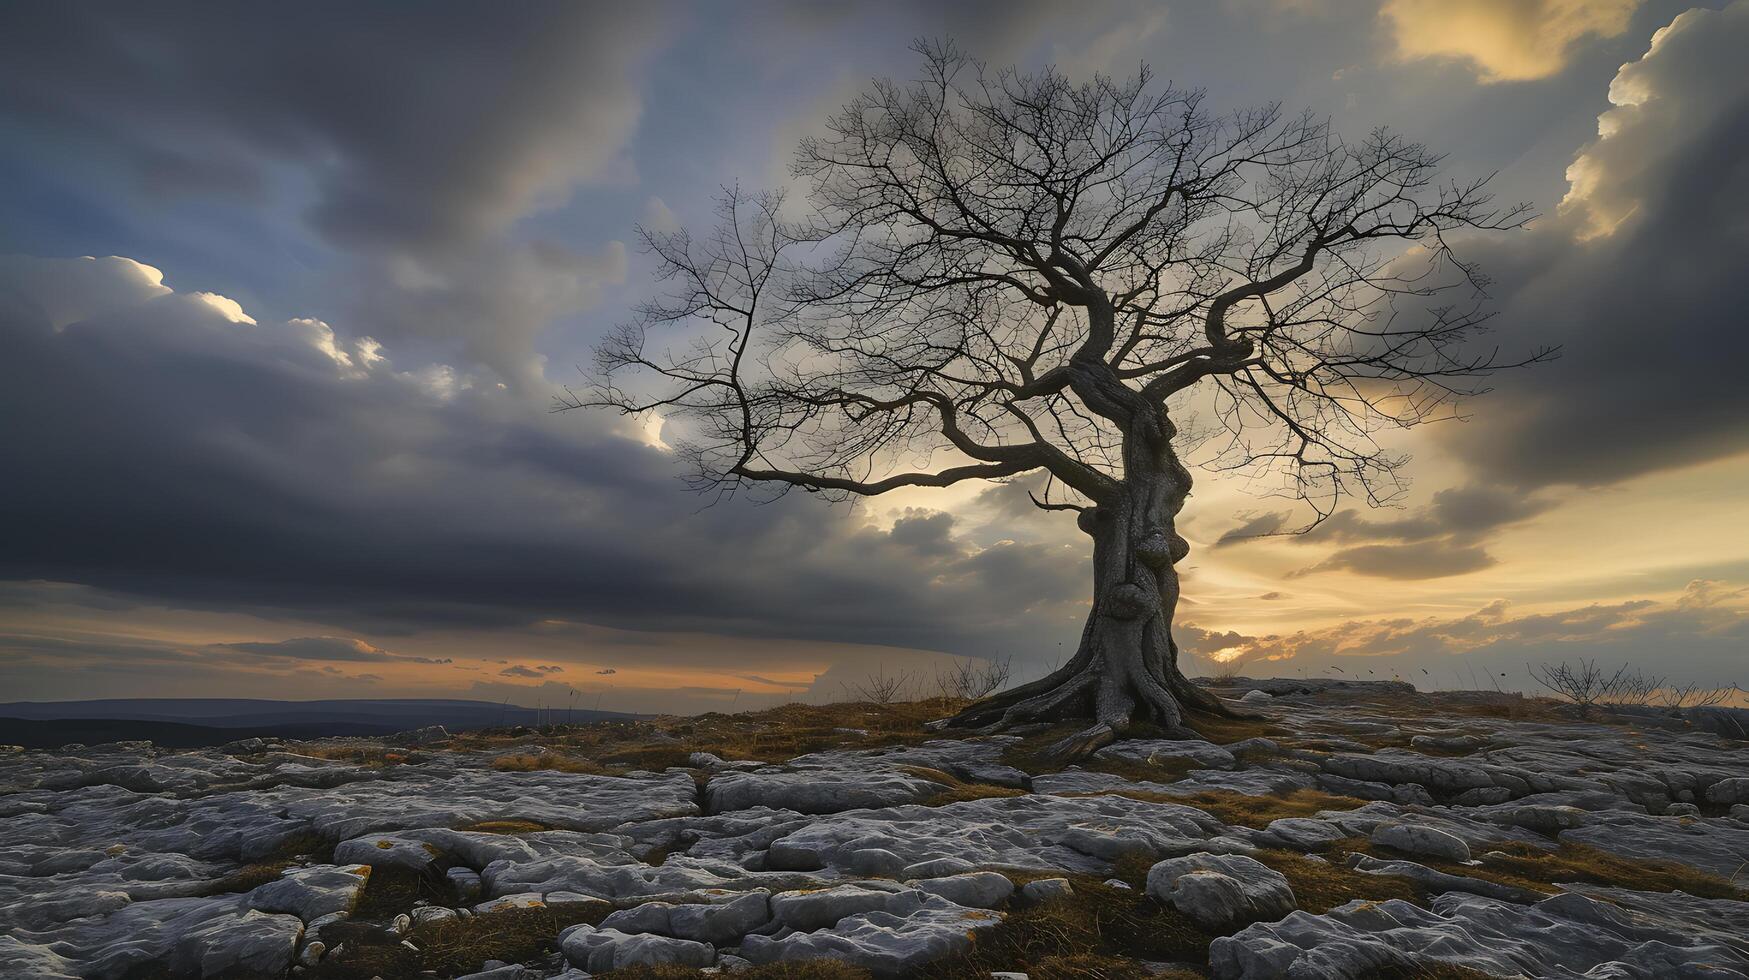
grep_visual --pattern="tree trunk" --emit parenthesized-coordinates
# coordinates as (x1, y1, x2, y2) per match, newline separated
(942, 409, 1240, 758)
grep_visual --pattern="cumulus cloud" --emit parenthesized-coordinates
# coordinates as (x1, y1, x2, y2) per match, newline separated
(499, 665, 546, 678)
(1382, 0, 1640, 81)
(0, 4, 659, 388)
(1436, 1, 1749, 486)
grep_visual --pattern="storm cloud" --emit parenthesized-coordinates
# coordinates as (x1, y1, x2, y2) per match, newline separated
(1440, 2, 1749, 487)
(0, 254, 1086, 658)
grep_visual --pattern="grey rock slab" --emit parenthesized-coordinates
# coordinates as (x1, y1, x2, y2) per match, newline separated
(741, 893, 1002, 974)
(245, 864, 370, 922)
(706, 770, 944, 815)
(166, 909, 304, 979)
(771, 883, 918, 931)
(1346, 854, 1544, 903)
(762, 793, 1227, 878)
(908, 871, 1014, 909)
(332, 833, 445, 872)
(599, 890, 772, 945)
(1250, 817, 1350, 852)
(1560, 810, 1749, 878)
(561, 924, 715, 972)
(1369, 824, 1471, 863)
(0, 937, 80, 980)
(474, 892, 546, 913)
(901, 856, 976, 879)
(1210, 890, 1749, 980)
(1095, 739, 1238, 771)
(1708, 777, 1749, 805)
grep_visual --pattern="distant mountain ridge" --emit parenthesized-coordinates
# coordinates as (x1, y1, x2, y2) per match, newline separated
(0, 697, 642, 748)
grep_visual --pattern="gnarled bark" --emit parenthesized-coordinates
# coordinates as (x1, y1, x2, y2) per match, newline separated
(943, 413, 1241, 758)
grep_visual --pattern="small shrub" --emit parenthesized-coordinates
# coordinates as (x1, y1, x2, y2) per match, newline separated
(936, 656, 1013, 700)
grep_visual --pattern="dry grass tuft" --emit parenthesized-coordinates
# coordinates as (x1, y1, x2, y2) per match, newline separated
(1084, 788, 1368, 830)
(457, 818, 549, 835)
(895, 765, 1026, 805)
(309, 902, 609, 979)
(926, 876, 1217, 979)
(194, 830, 331, 897)
(490, 752, 607, 774)
(1253, 847, 1426, 913)
(609, 962, 874, 979)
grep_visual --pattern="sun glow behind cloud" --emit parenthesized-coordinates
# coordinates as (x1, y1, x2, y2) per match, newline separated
(1382, 0, 1639, 81)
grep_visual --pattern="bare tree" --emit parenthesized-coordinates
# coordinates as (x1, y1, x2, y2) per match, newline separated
(565, 43, 1546, 757)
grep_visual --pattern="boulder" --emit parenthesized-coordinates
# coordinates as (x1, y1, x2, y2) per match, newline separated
(1019, 878, 1074, 904)
(1147, 854, 1295, 931)
(1707, 777, 1749, 805)
(909, 872, 1013, 909)
(332, 834, 444, 872)
(1369, 824, 1472, 863)
(246, 865, 370, 922)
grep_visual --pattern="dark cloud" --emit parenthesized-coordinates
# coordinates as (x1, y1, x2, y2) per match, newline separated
(1218, 483, 1554, 580)
(0, 256, 1088, 661)
(500, 665, 546, 679)
(0, 3, 663, 255)
(1438, 3, 1749, 487)
(596, 668, 618, 675)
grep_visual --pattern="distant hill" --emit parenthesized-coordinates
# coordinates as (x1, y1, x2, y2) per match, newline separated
(0, 698, 642, 748)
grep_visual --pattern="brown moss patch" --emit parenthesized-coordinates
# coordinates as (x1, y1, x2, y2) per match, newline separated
(1465, 840, 1745, 899)
(457, 818, 549, 835)
(927, 876, 1217, 979)
(895, 765, 1026, 805)
(295, 745, 417, 767)
(608, 963, 874, 979)
(193, 830, 331, 897)
(310, 902, 609, 979)
(447, 699, 961, 774)
(1091, 788, 1369, 829)
(490, 752, 607, 774)
(348, 866, 451, 921)
(1293, 836, 1745, 903)
(1253, 848, 1427, 913)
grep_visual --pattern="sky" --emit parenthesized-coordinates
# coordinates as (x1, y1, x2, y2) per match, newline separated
(2, 0, 1746, 713)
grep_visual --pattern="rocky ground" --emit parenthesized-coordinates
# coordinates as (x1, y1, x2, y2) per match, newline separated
(3, 679, 1747, 980)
